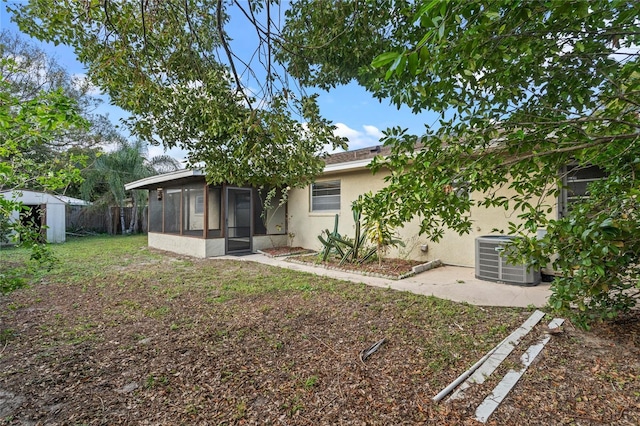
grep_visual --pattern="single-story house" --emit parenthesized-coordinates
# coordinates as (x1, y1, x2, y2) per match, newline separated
(124, 146, 604, 279)
(0, 190, 91, 243)
(287, 145, 526, 267)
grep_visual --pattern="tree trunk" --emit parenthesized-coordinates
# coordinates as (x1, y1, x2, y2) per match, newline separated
(129, 197, 138, 234)
(106, 206, 114, 235)
(119, 206, 126, 235)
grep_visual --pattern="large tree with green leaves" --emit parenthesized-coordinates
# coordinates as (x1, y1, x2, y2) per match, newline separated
(0, 54, 88, 199)
(0, 55, 88, 291)
(9, 0, 346, 191)
(0, 30, 121, 195)
(279, 0, 640, 326)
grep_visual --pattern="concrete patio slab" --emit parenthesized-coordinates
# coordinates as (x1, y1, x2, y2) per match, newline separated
(218, 254, 552, 308)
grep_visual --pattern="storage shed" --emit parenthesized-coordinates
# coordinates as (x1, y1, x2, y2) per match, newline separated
(0, 190, 90, 243)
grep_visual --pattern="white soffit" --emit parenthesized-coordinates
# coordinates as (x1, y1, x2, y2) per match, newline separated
(323, 158, 375, 174)
(124, 169, 204, 190)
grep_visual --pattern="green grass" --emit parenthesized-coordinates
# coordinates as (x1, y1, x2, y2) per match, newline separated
(1, 244, 39, 294)
(1, 236, 636, 425)
(0, 327, 16, 344)
(303, 375, 319, 390)
(1, 234, 527, 393)
(0, 236, 556, 422)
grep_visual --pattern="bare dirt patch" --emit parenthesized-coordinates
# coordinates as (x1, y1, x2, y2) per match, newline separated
(0, 236, 638, 424)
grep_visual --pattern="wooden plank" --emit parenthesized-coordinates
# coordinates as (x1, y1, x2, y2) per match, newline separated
(448, 309, 546, 401)
(474, 318, 565, 423)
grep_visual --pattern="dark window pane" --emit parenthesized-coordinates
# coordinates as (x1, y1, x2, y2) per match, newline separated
(149, 190, 163, 232)
(164, 188, 181, 234)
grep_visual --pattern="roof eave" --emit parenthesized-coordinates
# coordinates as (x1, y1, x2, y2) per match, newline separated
(124, 169, 204, 190)
(322, 158, 375, 175)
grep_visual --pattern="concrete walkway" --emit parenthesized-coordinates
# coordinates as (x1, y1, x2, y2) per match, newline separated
(219, 253, 552, 308)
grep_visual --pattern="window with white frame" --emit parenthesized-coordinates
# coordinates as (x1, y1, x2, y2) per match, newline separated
(559, 164, 607, 218)
(311, 180, 341, 211)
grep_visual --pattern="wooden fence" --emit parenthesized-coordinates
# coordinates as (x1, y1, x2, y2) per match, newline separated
(66, 205, 148, 235)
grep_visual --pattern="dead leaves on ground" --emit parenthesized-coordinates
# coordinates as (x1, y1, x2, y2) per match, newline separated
(0, 252, 638, 425)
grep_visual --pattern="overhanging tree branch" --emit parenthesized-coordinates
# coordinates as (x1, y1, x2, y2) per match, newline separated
(216, 0, 252, 108)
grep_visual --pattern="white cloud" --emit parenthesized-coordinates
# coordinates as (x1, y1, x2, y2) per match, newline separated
(609, 45, 639, 63)
(362, 124, 384, 139)
(71, 73, 102, 95)
(10, 53, 48, 84)
(103, 140, 188, 166)
(333, 123, 385, 151)
(242, 86, 266, 110)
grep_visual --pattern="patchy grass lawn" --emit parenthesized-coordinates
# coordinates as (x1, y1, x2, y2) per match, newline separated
(0, 235, 638, 424)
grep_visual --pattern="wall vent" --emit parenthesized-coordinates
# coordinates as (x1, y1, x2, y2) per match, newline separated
(475, 236, 541, 286)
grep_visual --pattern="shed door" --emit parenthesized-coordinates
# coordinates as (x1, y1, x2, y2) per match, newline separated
(20, 204, 46, 242)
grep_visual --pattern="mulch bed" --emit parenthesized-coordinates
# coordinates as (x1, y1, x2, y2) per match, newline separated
(259, 246, 316, 257)
(288, 253, 425, 279)
(260, 247, 425, 279)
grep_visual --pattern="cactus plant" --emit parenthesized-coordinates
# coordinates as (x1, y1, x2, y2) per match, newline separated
(318, 214, 343, 261)
(332, 202, 376, 265)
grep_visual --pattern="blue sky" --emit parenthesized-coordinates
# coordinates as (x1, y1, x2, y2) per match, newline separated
(1, 3, 437, 162)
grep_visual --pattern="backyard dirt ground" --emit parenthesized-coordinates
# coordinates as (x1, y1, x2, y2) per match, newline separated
(0, 238, 638, 425)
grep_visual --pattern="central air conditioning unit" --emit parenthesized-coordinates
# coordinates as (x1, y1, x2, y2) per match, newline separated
(475, 236, 541, 286)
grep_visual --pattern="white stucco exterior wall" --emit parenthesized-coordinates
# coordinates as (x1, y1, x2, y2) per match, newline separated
(253, 234, 288, 251)
(146, 233, 285, 258)
(148, 233, 228, 258)
(287, 168, 557, 267)
(265, 202, 287, 235)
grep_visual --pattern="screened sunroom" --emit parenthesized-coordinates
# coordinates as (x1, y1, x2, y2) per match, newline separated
(125, 169, 287, 257)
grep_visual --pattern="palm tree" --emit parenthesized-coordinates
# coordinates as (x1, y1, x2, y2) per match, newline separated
(81, 138, 180, 234)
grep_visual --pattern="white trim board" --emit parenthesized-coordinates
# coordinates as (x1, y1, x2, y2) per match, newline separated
(448, 309, 546, 401)
(475, 318, 565, 423)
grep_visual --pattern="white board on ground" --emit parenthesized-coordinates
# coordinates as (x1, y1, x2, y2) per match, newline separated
(474, 318, 565, 423)
(447, 309, 546, 401)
